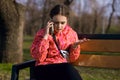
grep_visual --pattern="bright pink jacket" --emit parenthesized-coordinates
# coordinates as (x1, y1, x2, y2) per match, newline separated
(30, 25, 80, 66)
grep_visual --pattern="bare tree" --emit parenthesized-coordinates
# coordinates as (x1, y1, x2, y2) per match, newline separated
(0, 0, 25, 63)
(115, 0, 120, 29)
(25, 0, 44, 35)
(105, 0, 115, 33)
(89, 0, 99, 34)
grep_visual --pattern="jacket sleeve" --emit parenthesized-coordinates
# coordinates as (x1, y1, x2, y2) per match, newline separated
(30, 30, 49, 63)
(69, 32, 80, 62)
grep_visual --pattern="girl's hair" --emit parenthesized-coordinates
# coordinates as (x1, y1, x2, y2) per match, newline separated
(49, 4, 69, 19)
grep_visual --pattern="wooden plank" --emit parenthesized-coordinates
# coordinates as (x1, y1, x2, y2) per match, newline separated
(73, 39, 120, 68)
(73, 54, 120, 68)
(80, 40, 120, 52)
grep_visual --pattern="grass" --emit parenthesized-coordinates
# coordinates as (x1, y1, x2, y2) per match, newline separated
(0, 35, 120, 80)
(23, 35, 33, 61)
(0, 64, 12, 80)
(75, 66, 120, 80)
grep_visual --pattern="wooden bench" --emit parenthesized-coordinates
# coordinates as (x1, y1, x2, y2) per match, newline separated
(11, 34, 120, 80)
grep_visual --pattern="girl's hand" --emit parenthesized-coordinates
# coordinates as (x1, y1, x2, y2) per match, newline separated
(43, 20, 54, 39)
(72, 38, 90, 48)
(45, 20, 54, 35)
(77, 38, 90, 45)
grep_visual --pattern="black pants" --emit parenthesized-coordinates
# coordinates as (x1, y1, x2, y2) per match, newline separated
(34, 63, 83, 80)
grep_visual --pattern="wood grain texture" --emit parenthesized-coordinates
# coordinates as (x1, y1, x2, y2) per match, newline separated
(73, 40, 120, 68)
(80, 40, 120, 52)
(73, 54, 120, 68)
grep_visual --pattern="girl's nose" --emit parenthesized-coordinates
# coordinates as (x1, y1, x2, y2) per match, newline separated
(58, 23, 62, 28)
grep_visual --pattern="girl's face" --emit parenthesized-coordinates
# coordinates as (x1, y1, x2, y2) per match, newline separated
(52, 15, 67, 33)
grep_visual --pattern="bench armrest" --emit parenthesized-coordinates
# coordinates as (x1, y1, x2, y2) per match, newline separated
(11, 60, 36, 80)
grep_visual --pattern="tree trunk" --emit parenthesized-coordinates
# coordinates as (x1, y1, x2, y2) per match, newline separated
(0, 0, 25, 63)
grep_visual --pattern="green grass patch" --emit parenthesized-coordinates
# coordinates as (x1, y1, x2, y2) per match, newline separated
(0, 64, 12, 80)
(108, 26, 120, 34)
(75, 66, 120, 80)
(0, 64, 29, 80)
(23, 35, 33, 61)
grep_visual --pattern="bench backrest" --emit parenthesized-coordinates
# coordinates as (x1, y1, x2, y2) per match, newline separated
(73, 34, 120, 68)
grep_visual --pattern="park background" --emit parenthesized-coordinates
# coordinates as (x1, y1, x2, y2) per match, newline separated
(0, 0, 120, 80)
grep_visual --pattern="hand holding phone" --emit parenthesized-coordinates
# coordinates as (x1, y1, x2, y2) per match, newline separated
(44, 20, 54, 39)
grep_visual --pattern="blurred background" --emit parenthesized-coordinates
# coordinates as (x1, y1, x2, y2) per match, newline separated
(17, 0, 120, 35)
(0, 0, 120, 80)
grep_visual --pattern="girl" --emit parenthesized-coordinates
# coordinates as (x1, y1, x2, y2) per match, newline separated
(30, 4, 87, 80)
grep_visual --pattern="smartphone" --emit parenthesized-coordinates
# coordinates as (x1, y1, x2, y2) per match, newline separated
(49, 19, 54, 35)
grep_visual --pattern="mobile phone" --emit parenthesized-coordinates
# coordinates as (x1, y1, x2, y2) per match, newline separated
(49, 20, 54, 35)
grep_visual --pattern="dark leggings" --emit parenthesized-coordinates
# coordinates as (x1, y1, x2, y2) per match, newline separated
(34, 63, 83, 80)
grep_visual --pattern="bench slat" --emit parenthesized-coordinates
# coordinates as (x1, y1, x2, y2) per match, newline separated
(73, 54, 120, 68)
(80, 40, 120, 52)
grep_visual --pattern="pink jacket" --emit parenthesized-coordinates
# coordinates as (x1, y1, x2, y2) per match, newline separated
(30, 25, 80, 66)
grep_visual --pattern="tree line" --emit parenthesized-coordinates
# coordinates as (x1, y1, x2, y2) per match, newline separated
(24, 0, 120, 36)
